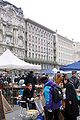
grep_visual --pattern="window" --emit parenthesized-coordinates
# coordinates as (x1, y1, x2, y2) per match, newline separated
(41, 55, 43, 59)
(29, 52, 31, 57)
(38, 46, 40, 52)
(44, 55, 45, 60)
(0, 34, 2, 41)
(41, 47, 43, 53)
(49, 56, 50, 60)
(29, 43, 31, 50)
(35, 45, 37, 52)
(35, 53, 37, 58)
(38, 54, 40, 59)
(41, 39, 43, 45)
(32, 36, 34, 42)
(32, 44, 34, 51)
(38, 38, 40, 44)
(29, 34, 31, 41)
(51, 57, 53, 61)
(35, 37, 37, 43)
(44, 48, 45, 53)
(29, 26, 31, 32)
(6, 36, 11, 44)
(32, 53, 34, 58)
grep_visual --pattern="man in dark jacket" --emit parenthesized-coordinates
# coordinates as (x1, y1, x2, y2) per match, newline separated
(70, 71, 80, 89)
(25, 71, 37, 95)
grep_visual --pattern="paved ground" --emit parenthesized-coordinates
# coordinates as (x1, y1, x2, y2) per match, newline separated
(5, 105, 80, 120)
(6, 109, 22, 120)
(5, 105, 25, 120)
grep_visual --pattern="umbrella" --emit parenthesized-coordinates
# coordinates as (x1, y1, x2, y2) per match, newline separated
(60, 60, 80, 71)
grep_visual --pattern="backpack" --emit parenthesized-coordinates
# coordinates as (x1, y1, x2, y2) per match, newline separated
(52, 86, 63, 103)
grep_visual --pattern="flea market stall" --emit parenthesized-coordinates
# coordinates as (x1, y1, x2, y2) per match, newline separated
(0, 49, 41, 105)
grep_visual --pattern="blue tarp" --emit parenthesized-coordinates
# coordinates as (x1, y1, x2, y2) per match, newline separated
(60, 60, 80, 71)
(41, 69, 54, 74)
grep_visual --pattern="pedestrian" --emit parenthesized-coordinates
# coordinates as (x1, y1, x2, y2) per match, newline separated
(70, 71, 80, 89)
(62, 76, 79, 120)
(0, 74, 4, 89)
(55, 71, 63, 85)
(25, 71, 37, 95)
(40, 76, 62, 120)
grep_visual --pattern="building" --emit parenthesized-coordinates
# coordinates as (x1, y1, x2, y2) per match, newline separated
(25, 19, 57, 69)
(56, 33, 74, 67)
(0, 0, 25, 59)
(0, 0, 79, 70)
(73, 42, 80, 62)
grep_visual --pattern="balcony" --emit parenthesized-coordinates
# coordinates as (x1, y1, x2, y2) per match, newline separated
(18, 34, 23, 40)
(5, 31, 13, 36)
(13, 25, 18, 30)
(25, 57, 44, 63)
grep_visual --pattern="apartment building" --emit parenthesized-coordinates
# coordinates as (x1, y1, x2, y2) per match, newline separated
(56, 33, 74, 67)
(0, 0, 25, 59)
(73, 42, 80, 62)
(25, 19, 56, 69)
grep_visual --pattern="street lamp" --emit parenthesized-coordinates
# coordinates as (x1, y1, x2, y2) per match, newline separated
(47, 42, 50, 69)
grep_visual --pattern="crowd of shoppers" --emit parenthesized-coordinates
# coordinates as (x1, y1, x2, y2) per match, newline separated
(39, 71, 80, 120)
(0, 70, 80, 120)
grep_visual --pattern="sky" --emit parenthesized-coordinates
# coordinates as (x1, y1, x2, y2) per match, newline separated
(6, 0, 80, 42)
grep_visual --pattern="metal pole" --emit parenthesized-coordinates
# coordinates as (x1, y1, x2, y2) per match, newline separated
(12, 71, 15, 107)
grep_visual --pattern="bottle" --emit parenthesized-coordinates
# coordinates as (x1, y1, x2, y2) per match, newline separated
(33, 90, 37, 98)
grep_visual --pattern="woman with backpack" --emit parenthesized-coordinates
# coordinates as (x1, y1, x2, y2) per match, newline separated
(40, 76, 62, 120)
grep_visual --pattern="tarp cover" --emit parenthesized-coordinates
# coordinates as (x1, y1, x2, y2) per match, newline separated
(60, 60, 80, 71)
(41, 69, 54, 74)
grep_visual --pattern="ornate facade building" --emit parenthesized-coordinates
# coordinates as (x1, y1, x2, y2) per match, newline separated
(0, 0, 79, 69)
(0, 0, 25, 59)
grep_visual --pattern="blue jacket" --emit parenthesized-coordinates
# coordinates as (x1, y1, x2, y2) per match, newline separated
(44, 80, 62, 110)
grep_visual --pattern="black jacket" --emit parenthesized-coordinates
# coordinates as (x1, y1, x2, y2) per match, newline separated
(64, 82, 79, 118)
(25, 73, 37, 90)
(70, 76, 80, 89)
(22, 88, 33, 101)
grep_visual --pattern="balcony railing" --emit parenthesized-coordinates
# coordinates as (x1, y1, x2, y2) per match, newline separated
(5, 31, 13, 36)
(25, 57, 57, 65)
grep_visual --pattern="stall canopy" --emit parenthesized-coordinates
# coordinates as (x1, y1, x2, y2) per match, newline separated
(52, 68, 59, 74)
(60, 60, 80, 71)
(0, 49, 41, 70)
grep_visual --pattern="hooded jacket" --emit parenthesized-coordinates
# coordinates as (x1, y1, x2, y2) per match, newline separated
(44, 80, 62, 110)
